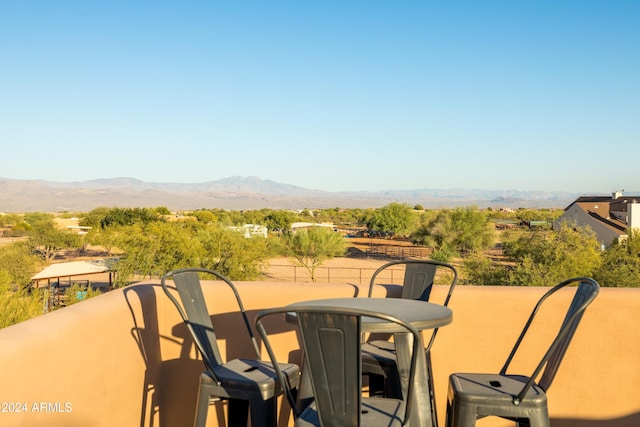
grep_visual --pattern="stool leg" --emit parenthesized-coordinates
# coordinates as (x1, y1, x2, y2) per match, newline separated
(447, 396, 477, 427)
(382, 366, 403, 399)
(368, 373, 386, 397)
(248, 395, 277, 427)
(426, 351, 439, 427)
(524, 407, 550, 427)
(297, 358, 314, 411)
(445, 397, 453, 427)
(227, 399, 249, 427)
(194, 387, 211, 427)
(455, 404, 477, 427)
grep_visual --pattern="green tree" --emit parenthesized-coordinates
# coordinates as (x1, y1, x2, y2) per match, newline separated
(463, 251, 510, 286)
(0, 242, 42, 287)
(367, 203, 415, 238)
(240, 209, 273, 226)
(155, 206, 171, 216)
(84, 227, 121, 256)
(312, 207, 374, 227)
(210, 209, 240, 225)
(3, 219, 30, 237)
(195, 226, 271, 280)
(24, 212, 54, 225)
(79, 207, 112, 229)
(411, 207, 494, 261)
(280, 227, 346, 282)
(0, 270, 43, 329)
(114, 222, 199, 285)
(515, 208, 563, 223)
(298, 209, 315, 221)
(0, 213, 23, 228)
(190, 209, 217, 224)
(113, 222, 271, 284)
(263, 210, 298, 232)
(503, 221, 601, 286)
(594, 229, 640, 287)
(27, 219, 81, 262)
(82, 207, 164, 230)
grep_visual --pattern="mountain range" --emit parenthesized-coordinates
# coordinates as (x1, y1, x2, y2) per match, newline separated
(0, 176, 582, 212)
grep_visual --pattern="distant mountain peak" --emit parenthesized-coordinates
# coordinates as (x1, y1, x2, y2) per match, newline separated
(0, 176, 581, 212)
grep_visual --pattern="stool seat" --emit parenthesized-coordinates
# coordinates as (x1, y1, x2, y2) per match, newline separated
(445, 277, 599, 427)
(447, 373, 549, 427)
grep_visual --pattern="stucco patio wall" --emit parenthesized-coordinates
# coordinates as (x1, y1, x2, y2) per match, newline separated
(0, 281, 637, 426)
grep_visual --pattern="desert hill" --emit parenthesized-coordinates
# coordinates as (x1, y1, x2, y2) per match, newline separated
(0, 176, 580, 212)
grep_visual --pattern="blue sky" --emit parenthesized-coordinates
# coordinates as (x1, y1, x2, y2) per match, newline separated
(1, 1, 638, 193)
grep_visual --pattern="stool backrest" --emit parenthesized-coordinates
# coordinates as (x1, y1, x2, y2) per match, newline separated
(368, 260, 457, 306)
(500, 277, 600, 404)
(256, 305, 422, 426)
(161, 268, 261, 377)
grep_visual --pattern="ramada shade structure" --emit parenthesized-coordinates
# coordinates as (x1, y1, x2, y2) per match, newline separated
(31, 259, 115, 289)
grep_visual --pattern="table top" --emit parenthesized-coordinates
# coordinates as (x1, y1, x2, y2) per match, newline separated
(286, 297, 452, 333)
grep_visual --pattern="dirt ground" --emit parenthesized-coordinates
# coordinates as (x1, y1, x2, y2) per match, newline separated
(263, 237, 454, 284)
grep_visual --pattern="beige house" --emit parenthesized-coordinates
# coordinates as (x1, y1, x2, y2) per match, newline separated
(556, 191, 640, 247)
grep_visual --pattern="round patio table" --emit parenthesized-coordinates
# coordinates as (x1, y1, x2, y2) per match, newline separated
(286, 297, 452, 427)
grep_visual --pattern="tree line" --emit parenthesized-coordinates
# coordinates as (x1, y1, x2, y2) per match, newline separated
(1, 203, 639, 327)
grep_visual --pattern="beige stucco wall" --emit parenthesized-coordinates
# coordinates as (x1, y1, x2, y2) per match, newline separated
(0, 282, 637, 426)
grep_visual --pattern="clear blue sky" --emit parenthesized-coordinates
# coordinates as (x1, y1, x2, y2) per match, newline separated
(1, 1, 638, 193)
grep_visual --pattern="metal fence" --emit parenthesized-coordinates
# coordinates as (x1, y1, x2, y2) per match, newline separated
(365, 245, 431, 259)
(264, 242, 435, 283)
(262, 263, 455, 285)
(262, 265, 382, 284)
